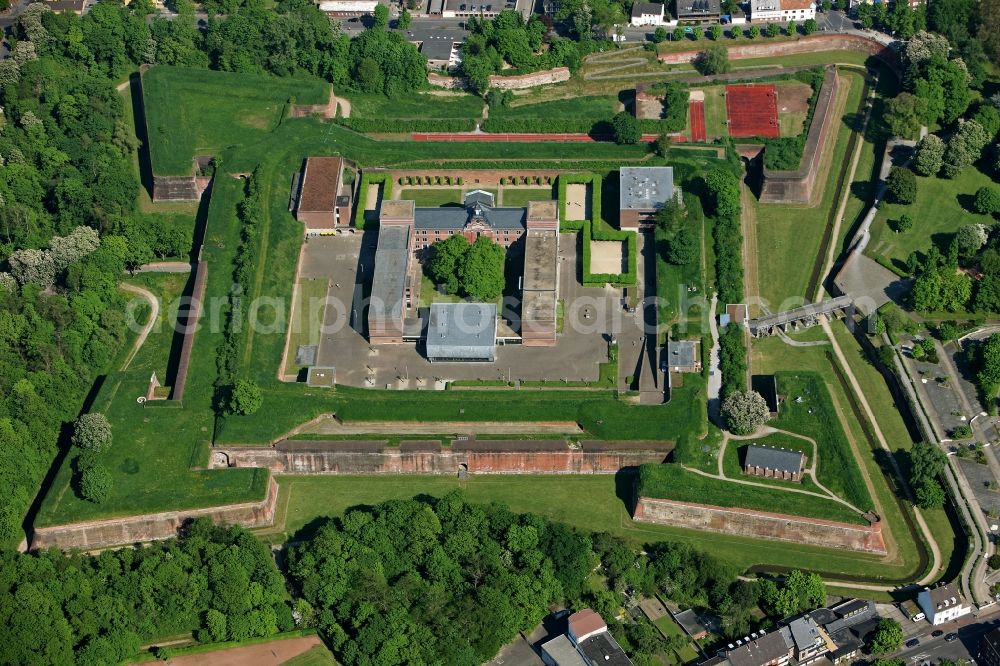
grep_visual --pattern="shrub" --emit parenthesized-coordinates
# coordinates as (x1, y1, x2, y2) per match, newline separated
(974, 186, 1000, 215)
(886, 166, 917, 204)
(722, 391, 770, 435)
(72, 413, 113, 453)
(80, 464, 113, 503)
(894, 214, 914, 232)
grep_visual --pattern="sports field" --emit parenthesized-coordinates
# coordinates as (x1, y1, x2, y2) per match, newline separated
(726, 84, 779, 138)
(689, 100, 707, 142)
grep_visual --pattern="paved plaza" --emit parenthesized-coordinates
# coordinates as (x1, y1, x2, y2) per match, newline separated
(300, 232, 648, 388)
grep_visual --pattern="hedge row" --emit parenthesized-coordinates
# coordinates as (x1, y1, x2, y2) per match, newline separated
(397, 175, 465, 186)
(334, 118, 476, 133)
(558, 172, 602, 223)
(353, 172, 391, 230)
(481, 117, 669, 136)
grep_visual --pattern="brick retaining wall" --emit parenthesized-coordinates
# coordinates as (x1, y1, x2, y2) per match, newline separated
(656, 34, 899, 72)
(31, 476, 279, 551)
(428, 67, 571, 91)
(213, 440, 673, 474)
(633, 495, 887, 554)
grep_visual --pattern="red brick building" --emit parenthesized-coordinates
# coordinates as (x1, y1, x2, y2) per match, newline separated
(296, 157, 352, 235)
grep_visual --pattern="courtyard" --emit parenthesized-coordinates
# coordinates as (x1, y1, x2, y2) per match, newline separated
(297, 233, 644, 388)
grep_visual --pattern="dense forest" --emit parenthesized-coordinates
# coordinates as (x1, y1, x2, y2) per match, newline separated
(1, 493, 827, 665)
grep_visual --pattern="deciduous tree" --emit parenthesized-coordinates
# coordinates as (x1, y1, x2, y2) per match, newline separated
(913, 134, 946, 176)
(721, 390, 770, 435)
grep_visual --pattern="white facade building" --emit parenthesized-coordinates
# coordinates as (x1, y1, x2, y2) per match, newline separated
(917, 584, 972, 626)
(630, 1, 666, 25)
(749, 0, 815, 22)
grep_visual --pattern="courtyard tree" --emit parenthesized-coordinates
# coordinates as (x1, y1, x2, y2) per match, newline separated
(913, 134, 946, 176)
(612, 111, 641, 145)
(721, 390, 770, 435)
(373, 3, 389, 29)
(229, 378, 263, 415)
(428, 234, 470, 294)
(886, 166, 917, 204)
(80, 464, 113, 503)
(956, 223, 989, 256)
(870, 618, 903, 655)
(975, 186, 1000, 215)
(885, 92, 928, 140)
(667, 228, 698, 265)
(460, 236, 507, 300)
(72, 413, 112, 452)
(695, 44, 730, 75)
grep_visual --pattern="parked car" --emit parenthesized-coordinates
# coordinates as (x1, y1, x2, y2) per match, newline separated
(945, 633, 959, 642)
(932, 630, 944, 637)
(906, 638, 920, 648)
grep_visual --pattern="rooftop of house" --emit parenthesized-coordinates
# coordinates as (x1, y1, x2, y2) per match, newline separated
(787, 616, 823, 651)
(631, 1, 663, 16)
(743, 445, 804, 475)
(425, 302, 498, 360)
(666, 339, 698, 370)
(419, 39, 458, 61)
(619, 167, 675, 211)
(541, 634, 587, 666)
(577, 632, 634, 666)
(924, 583, 964, 610)
(369, 224, 411, 323)
(677, 0, 721, 15)
(779, 0, 815, 9)
(568, 609, 607, 641)
(298, 156, 344, 214)
(725, 631, 792, 666)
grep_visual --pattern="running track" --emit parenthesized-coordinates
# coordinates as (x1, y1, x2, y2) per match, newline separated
(412, 132, 678, 143)
(689, 101, 707, 143)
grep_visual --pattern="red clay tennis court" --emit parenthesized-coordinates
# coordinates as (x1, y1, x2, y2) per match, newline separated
(725, 84, 779, 138)
(689, 100, 707, 142)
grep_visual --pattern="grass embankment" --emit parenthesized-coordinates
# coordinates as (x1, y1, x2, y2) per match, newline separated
(283, 278, 330, 374)
(143, 66, 329, 175)
(636, 464, 865, 524)
(263, 475, 906, 579)
(753, 69, 865, 309)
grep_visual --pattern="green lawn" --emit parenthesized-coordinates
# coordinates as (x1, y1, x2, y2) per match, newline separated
(656, 193, 708, 337)
(652, 614, 700, 664)
(120, 272, 188, 383)
(143, 66, 329, 175)
(755, 69, 865, 308)
(721, 433, 824, 495)
(262, 475, 915, 579)
(282, 646, 339, 666)
(495, 94, 620, 122)
(637, 463, 865, 524)
(398, 188, 464, 207)
(345, 91, 484, 120)
(865, 166, 997, 272)
(701, 86, 727, 141)
(771, 372, 875, 512)
(501, 187, 555, 208)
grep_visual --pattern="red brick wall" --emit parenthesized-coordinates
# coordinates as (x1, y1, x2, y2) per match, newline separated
(656, 34, 899, 71)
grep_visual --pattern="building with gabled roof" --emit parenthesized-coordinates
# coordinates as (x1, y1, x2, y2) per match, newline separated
(917, 582, 971, 625)
(297, 157, 352, 235)
(743, 445, 804, 482)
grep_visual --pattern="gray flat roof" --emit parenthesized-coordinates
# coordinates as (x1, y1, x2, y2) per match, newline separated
(414, 203, 526, 231)
(726, 631, 791, 666)
(619, 167, 674, 211)
(420, 39, 457, 61)
(522, 290, 557, 322)
(541, 635, 587, 666)
(744, 445, 804, 475)
(666, 339, 697, 370)
(426, 302, 497, 361)
(369, 225, 410, 323)
(523, 230, 558, 291)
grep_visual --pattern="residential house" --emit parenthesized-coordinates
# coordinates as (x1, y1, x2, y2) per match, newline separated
(783, 616, 826, 664)
(675, 0, 721, 21)
(724, 630, 794, 666)
(748, 0, 816, 22)
(917, 583, 972, 626)
(630, 2, 666, 25)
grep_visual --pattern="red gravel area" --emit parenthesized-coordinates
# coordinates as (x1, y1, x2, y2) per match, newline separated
(689, 100, 707, 142)
(725, 84, 779, 138)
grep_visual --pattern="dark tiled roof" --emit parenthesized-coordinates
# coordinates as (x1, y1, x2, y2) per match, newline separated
(744, 445, 803, 475)
(632, 1, 663, 16)
(577, 632, 633, 666)
(677, 0, 721, 14)
(414, 203, 526, 231)
(726, 632, 792, 666)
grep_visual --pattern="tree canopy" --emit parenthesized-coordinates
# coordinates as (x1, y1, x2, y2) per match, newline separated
(427, 235, 506, 300)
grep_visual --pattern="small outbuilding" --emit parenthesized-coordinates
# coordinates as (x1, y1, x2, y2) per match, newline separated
(664, 339, 701, 373)
(743, 445, 804, 482)
(426, 302, 498, 362)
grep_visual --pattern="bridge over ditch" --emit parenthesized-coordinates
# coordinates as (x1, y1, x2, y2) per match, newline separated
(748, 296, 854, 337)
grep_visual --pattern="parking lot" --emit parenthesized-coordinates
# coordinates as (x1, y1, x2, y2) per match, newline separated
(299, 231, 644, 388)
